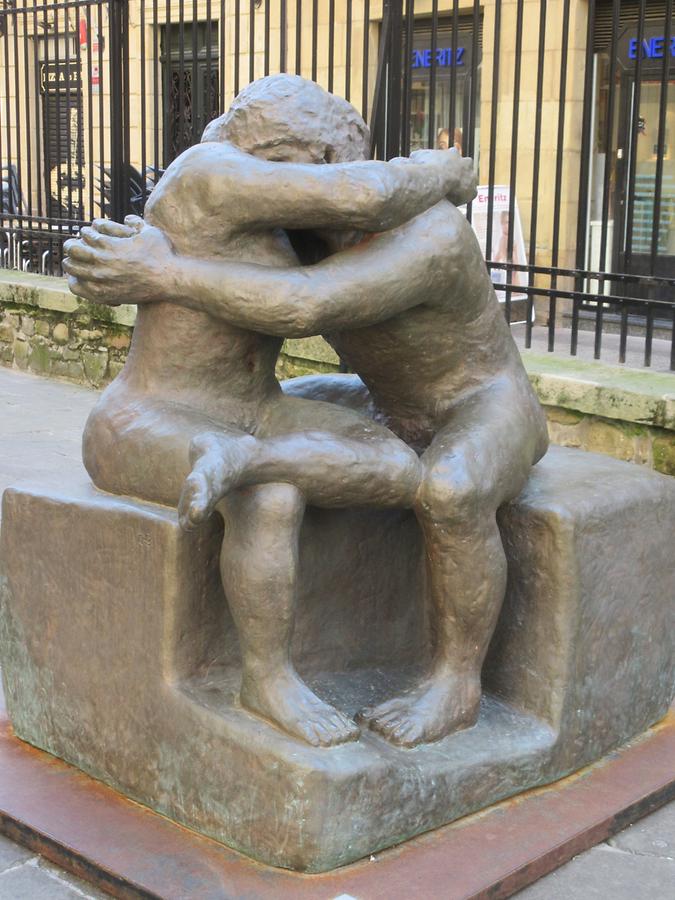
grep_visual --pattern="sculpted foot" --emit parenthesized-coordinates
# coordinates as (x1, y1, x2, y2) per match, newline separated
(357, 669, 481, 747)
(241, 668, 360, 747)
(178, 431, 257, 529)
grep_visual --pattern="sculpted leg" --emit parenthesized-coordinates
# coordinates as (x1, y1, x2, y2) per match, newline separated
(217, 484, 360, 747)
(182, 395, 421, 525)
(360, 380, 548, 746)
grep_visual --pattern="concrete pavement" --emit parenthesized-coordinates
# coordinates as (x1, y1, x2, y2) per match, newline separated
(0, 366, 673, 899)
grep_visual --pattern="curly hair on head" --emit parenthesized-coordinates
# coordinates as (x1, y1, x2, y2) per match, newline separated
(201, 74, 370, 164)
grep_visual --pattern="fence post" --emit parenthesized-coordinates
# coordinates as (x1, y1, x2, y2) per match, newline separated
(109, 0, 131, 222)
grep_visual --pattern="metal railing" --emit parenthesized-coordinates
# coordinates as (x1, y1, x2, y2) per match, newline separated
(0, 0, 674, 369)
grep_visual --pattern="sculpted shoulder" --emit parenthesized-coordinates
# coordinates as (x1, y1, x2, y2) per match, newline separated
(144, 141, 247, 234)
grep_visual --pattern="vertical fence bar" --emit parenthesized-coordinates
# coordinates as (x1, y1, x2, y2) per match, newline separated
(465, 0, 480, 223)
(140, 1, 148, 203)
(401, 0, 414, 156)
(345, 0, 352, 102)
(31, 1, 43, 226)
(264, 0, 270, 75)
(328, 0, 335, 92)
(362, 0, 370, 122)
(247, 1, 255, 85)
(96, 0, 104, 221)
(644, 303, 654, 366)
(548, 0, 570, 353)
(619, 303, 629, 363)
(109, 0, 130, 222)
(178, 0, 186, 151)
(64, 1, 74, 223)
(387, 0, 403, 157)
(311, 0, 318, 82)
(623, 0, 646, 276)
(526, 0, 547, 349)
(191, 0, 199, 144)
(205, 0, 213, 126)
(428, 0, 438, 149)
(649, 0, 674, 277)
(153, 0, 161, 167)
(595, 0, 621, 360)
(572, 0, 596, 357)
(49, 1, 63, 225)
(84, 2, 94, 223)
(219, 0, 226, 110)
(22, 0, 33, 238)
(295, 0, 302, 75)
(11, 1, 22, 239)
(448, 0, 459, 146)
(280, 0, 287, 73)
(505, 0, 524, 325)
(485, 0, 502, 262)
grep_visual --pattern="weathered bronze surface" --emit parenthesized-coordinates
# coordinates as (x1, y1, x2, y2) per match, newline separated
(1, 447, 674, 870)
(0, 75, 673, 871)
(62, 74, 547, 750)
(0, 693, 671, 900)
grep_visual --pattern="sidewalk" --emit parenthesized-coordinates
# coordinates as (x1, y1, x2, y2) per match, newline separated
(0, 367, 673, 899)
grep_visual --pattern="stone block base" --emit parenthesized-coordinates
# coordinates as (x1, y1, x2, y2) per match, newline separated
(1, 446, 674, 872)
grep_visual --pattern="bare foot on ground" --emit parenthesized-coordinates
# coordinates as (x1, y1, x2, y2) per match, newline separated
(357, 668, 480, 747)
(241, 667, 360, 747)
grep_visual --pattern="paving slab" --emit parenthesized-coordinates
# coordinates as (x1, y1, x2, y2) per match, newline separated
(0, 832, 32, 869)
(518, 843, 675, 899)
(608, 800, 675, 860)
(0, 857, 106, 899)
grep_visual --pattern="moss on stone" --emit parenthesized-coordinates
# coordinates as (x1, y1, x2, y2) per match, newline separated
(653, 437, 675, 476)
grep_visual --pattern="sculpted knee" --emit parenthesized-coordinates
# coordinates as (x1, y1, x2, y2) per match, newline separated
(416, 462, 490, 524)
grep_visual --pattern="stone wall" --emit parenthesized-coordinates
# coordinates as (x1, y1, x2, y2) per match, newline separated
(0, 272, 133, 387)
(525, 353, 675, 477)
(1, 272, 673, 476)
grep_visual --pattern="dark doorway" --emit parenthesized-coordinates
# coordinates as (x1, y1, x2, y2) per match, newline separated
(161, 22, 220, 166)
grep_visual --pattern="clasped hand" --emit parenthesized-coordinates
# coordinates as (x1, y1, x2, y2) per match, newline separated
(63, 215, 174, 306)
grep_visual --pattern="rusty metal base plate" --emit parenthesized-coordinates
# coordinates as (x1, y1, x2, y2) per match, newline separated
(0, 706, 673, 900)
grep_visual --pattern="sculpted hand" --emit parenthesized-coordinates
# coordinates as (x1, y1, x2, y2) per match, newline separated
(63, 215, 175, 306)
(410, 148, 477, 207)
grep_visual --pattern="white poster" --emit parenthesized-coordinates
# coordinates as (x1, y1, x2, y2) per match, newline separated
(463, 185, 528, 303)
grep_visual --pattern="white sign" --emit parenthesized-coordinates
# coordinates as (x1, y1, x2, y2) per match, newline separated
(463, 185, 528, 303)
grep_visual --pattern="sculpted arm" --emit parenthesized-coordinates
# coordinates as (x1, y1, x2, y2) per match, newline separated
(66, 206, 458, 336)
(152, 142, 475, 234)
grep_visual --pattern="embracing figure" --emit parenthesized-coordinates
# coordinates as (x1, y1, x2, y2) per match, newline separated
(65, 75, 548, 749)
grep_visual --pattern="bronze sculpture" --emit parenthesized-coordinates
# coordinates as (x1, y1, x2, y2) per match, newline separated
(2, 75, 673, 873)
(64, 74, 548, 748)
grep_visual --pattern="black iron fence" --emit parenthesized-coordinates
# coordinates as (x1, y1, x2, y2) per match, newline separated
(1, 0, 674, 369)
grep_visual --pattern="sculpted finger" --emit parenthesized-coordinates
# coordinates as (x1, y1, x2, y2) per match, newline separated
(123, 214, 144, 232)
(67, 275, 92, 300)
(62, 258, 103, 281)
(80, 225, 117, 250)
(92, 218, 135, 238)
(63, 240, 97, 263)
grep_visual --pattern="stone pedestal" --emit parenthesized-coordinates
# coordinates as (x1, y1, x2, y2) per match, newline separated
(1, 446, 674, 872)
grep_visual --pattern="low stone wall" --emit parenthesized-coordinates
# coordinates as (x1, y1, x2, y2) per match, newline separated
(0, 271, 133, 387)
(1, 272, 673, 475)
(524, 353, 675, 476)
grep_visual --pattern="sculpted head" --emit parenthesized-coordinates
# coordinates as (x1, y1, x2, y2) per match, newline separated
(201, 74, 370, 165)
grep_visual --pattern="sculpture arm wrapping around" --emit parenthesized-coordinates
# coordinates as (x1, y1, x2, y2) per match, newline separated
(147, 142, 476, 234)
(65, 205, 457, 336)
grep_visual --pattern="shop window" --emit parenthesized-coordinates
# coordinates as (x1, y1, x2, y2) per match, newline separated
(408, 17, 481, 158)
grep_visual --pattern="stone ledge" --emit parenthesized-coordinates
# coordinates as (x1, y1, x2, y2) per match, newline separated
(0, 270, 136, 327)
(522, 351, 675, 432)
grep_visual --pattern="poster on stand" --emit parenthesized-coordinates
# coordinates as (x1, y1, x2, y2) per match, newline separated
(462, 185, 528, 304)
